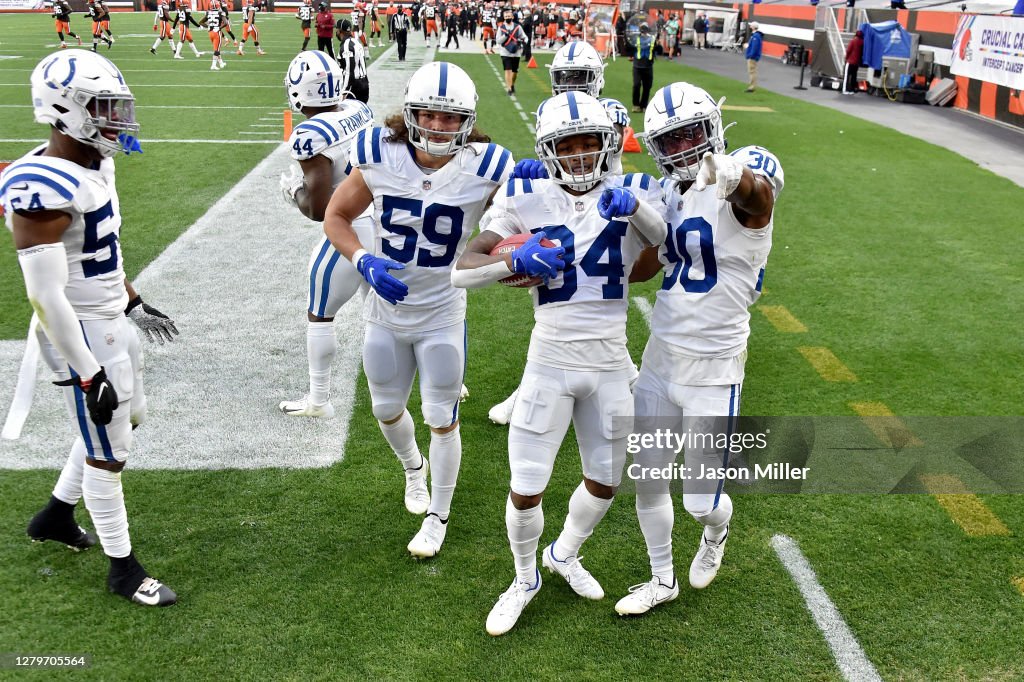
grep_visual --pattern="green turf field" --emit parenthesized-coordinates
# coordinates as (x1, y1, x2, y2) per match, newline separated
(1, 11, 1023, 681)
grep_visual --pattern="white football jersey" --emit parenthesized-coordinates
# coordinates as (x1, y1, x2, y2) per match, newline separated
(289, 101, 375, 189)
(351, 130, 514, 331)
(1, 145, 128, 320)
(651, 145, 783, 358)
(487, 172, 664, 371)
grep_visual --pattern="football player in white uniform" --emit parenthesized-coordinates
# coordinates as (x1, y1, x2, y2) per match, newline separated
(1, 51, 178, 607)
(608, 82, 784, 616)
(453, 91, 665, 636)
(279, 51, 375, 420)
(323, 62, 514, 558)
(487, 41, 631, 425)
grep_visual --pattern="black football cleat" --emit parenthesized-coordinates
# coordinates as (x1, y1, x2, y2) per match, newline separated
(108, 554, 177, 607)
(26, 501, 97, 552)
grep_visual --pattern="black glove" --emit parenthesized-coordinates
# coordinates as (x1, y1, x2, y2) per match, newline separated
(126, 295, 180, 344)
(55, 368, 119, 426)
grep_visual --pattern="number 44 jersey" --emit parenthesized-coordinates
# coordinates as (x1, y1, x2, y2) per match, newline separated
(653, 145, 784, 358)
(0, 145, 128, 320)
(351, 129, 514, 332)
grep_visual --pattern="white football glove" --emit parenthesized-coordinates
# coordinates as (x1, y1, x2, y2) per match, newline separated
(280, 166, 304, 207)
(693, 152, 746, 200)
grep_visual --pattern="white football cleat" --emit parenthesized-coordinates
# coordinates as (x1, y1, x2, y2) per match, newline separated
(407, 512, 447, 558)
(614, 577, 679, 616)
(210, 63, 219, 70)
(541, 543, 604, 600)
(689, 527, 728, 589)
(278, 395, 335, 419)
(486, 570, 541, 636)
(173, 54, 184, 59)
(488, 388, 518, 425)
(404, 456, 430, 515)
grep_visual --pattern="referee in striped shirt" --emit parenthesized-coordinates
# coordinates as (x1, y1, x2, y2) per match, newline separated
(390, 6, 408, 61)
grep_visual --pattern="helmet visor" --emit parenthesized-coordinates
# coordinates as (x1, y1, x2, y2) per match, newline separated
(86, 95, 139, 139)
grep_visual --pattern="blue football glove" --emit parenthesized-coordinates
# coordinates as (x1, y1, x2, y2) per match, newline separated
(356, 253, 408, 305)
(117, 133, 143, 155)
(511, 158, 549, 180)
(511, 231, 565, 281)
(598, 187, 638, 220)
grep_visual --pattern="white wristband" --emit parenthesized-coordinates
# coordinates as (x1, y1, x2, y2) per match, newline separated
(350, 248, 368, 269)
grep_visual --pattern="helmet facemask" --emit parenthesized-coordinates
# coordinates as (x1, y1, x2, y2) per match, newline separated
(404, 105, 476, 157)
(537, 128, 614, 193)
(647, 115, 723, 183)
(79, 95, 139, 158)
(550, 67, 602, 97)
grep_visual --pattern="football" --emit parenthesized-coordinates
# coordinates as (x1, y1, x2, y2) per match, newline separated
(489, 233, 559, 288)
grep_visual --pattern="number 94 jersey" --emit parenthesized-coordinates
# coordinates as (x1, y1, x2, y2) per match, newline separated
(351, 130, 514, 331)
(652, 145, 784, 357)
(488, 172, 664, 371)
(1, 145, 128, 320)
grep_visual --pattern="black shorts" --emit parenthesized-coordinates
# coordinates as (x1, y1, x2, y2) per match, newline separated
(501, 55, 521, 72)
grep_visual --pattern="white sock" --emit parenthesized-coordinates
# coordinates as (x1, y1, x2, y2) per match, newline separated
(506, 495, 543, 585)
(82, 465, 131, 558)
(696, 493, 732, 543)
(637, 494, 675, 584)
(52, 438, 87, 505)
(190, 41, 200, 55)
(427, 426, 461, 519)
(169, 39, 177, 52)
(152, 37, 161, 50)
(379, 410, 421, 469)
(307, 321, 336, 405)
(552, 482, 613, 559)
(174, 43, 181, 56)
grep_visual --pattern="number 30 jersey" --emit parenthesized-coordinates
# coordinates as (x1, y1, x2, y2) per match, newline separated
(487, 172, 664, 371)
(1, 144, 127, 320)
(351, 130, 514, 331)
(652, 145, 784, 358)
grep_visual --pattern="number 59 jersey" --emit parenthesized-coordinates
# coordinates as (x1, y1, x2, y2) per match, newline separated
(351, 130, 514, 331)
(1, 145, 128, 320)
(652, 145, 784, 358)
(487, 172, 664, 371)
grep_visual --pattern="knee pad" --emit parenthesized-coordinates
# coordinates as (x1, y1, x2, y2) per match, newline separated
(420, 341, 462, 389)
(687, 491, 733, 525)
(372, 400, 405, 423)
(363, 334, 398, 386)
(421, 399, 457, 430)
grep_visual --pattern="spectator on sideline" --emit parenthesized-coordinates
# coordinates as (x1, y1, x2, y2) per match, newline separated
(497, 9, 528, 96)
(843, 29, 864, 95)
(745, 21, 762, 93)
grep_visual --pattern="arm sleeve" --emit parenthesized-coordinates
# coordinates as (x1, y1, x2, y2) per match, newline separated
(450, 257, 512, 289)
(18, 243, 102, 380)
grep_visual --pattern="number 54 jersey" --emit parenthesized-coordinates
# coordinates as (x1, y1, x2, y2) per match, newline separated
(351, 130, 514, 332)
(652, 145, 784, 359)
(487, 172, 665, 372)
(1, 145, 128, 320)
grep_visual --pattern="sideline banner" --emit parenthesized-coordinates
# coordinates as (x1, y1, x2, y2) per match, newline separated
(0, 0, 47, 8)
(951, 14, 1024, 90)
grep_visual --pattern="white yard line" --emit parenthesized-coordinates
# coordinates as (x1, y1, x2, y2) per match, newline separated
(771, 534, 883, 682)
(0, 41, 431, 470)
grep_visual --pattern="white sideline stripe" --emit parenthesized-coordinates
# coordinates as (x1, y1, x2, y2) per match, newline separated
(632, 296, 653, 327)
(0, 138, 279, 144)
(483, 55, 535, 135)
(0, 39, 430, 470)
(771, 535, 883, 682)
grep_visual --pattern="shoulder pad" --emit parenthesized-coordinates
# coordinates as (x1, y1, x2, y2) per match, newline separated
(350, 125, 387, 167)
(504, 176, 536, 198)
(0, 159, 80, 214)
(619, 172, 656, 192)
(472, 142, 513, 183)
(729, 145, 784, 198)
